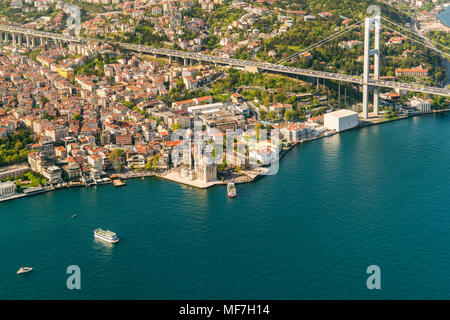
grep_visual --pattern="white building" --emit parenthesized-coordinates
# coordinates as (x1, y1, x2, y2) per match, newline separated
(43, 166, 62, 184)
(410, 98, 431, 113)
(88, 154, 104, 172)
(188, 102, 224, 114)
(0, 181, 16, 198)
(249, 140, 281, 165)
(249, 147, 276, 165)
(304, 15, 316, 21)
(339, 40, 362, 49)
(324, 109, 359, 132)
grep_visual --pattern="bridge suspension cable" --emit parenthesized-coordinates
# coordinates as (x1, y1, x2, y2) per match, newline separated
(380, 17, 450, 54)
(279, 16, 450, 67)
(380, 23, 450, 58)
(279, 18, 365, 64)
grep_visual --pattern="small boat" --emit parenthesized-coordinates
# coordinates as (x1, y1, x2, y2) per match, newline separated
(71, 214, 78, 218)
(17, 267, 33, 274)
(227, 182, 237, 198)
(94, 228, 119, 243)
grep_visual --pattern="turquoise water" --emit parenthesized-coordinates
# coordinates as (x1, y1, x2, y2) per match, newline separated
(437, 5, 450, 27)
(1, 113, 450, 299)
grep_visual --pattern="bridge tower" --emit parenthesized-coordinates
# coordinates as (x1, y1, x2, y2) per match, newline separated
(362, 14, 381, 119)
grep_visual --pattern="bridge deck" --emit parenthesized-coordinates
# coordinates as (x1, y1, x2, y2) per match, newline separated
(0, 24, 448, 97)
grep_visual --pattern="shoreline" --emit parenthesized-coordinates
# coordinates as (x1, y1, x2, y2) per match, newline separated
(435, 4, 450, 28)
(418, 3, 450, 33)
(1, 109, 449, 202)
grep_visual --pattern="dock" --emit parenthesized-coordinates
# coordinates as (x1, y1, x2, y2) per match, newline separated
(112, 179, 126, 187)
(110, 174, 126, 187)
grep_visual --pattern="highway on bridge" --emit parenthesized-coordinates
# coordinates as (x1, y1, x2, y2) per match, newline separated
(1, 24, 449, 97)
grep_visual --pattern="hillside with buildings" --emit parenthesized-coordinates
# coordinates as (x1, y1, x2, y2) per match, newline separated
(0, 0, 448, 200)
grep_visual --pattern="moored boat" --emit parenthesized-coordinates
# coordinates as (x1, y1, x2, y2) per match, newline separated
(227, 182, 237, 198)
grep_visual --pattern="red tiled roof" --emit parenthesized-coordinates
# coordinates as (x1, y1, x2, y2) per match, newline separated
(163, 140, 184, 147)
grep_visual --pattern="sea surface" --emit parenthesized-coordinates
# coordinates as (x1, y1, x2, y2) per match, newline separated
(1, 113, 450, 299)
(437, 4, 450, 27)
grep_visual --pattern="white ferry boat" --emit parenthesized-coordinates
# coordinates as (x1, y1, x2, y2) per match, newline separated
(227, 182, 237, 198)
(17, 267, 33, 274)
(94, 228, 119, 243)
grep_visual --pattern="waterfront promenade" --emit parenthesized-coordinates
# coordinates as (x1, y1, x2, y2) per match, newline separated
(0, 108, 449, 203)
(158, 170, 223, 189)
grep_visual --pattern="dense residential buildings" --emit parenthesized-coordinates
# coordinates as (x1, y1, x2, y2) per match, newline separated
(1, 0, 450, 305)
(0, 0, 447, 195)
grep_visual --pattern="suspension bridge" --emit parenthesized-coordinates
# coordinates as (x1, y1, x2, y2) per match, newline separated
(0, 12, 449, 119)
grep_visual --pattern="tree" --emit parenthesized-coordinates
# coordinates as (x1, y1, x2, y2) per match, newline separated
(122, 101, 136, 109)
(43, 112, 54, 120)
(431, 96, 447, 110)
(108, 149, 124, 172)
(109, 148, 123, 162)
(144, 154, 160, 171)
(384, 107, 398, 119)
(259, 109, 267, 120)
(254, 122, 263, 140)
(266, 111, 275, 121)
(0, 129, 34, 167)
(284, 109, 298, 121)
(72, 113, 82, 121)
(144, 160, 153, 170)
(151, 155, 159, 168)
(40, 96, 50, 106)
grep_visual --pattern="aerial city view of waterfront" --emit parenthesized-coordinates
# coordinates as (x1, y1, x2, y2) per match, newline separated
(0, 0, 449, 303)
